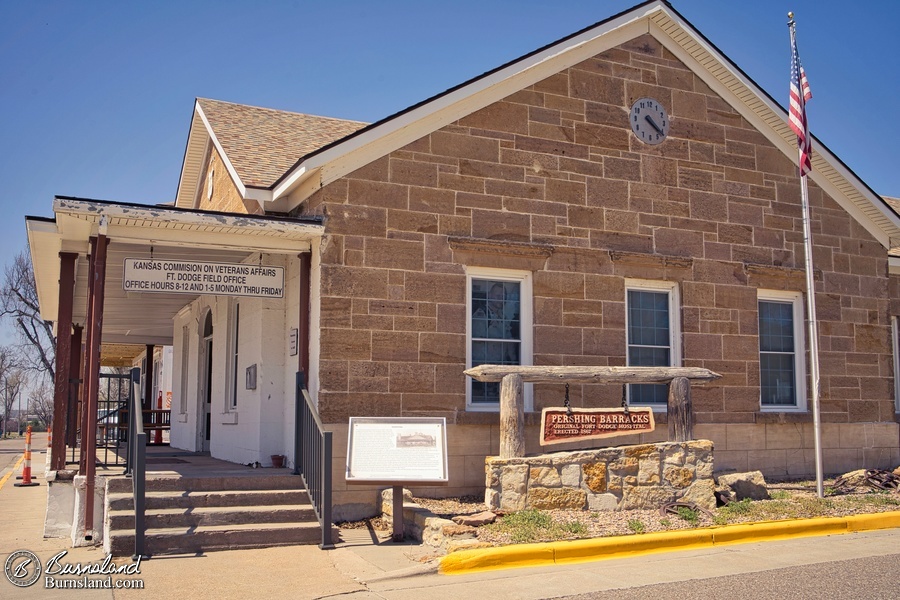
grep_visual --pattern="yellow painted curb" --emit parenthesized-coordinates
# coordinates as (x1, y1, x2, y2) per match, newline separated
(0, 455, 25, 490)
(439, 510, 900, 575)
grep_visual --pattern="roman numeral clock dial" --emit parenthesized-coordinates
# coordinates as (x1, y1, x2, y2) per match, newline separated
(630, 97, 669, 145)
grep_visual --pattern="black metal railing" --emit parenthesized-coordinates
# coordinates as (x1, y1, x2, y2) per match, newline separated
(294, 372, 333, 549)
(125, 367, 147, 561)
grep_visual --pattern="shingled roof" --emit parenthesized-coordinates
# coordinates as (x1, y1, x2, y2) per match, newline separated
(196, 98, 367, 188)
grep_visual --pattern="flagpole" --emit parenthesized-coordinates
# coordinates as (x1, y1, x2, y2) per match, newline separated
(789, 13, 825, 499)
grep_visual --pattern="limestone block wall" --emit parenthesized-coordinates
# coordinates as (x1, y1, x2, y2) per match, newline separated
(486, 440, 716, 512)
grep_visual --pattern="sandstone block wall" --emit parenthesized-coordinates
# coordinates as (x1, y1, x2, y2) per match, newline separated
(303, 33, 896, 431)
(485, 440, 716, 512)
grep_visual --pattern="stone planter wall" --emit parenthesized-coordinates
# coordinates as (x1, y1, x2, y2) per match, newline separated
(485, 440, 716, 512)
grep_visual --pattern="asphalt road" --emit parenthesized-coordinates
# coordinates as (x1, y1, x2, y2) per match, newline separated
(0, 432, 46, 476)
(561, 553, 900, 600)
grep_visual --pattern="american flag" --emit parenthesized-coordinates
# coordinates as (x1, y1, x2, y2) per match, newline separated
(789, 30, 812, 175)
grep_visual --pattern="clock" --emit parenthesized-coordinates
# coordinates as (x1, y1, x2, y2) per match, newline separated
(630, 97, 669, 145)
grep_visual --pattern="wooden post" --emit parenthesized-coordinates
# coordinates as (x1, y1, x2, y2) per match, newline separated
(667, 376, 692, 442)
(83, 233, 109, 538)
(51, 252, 77, 471)
(499, 373, 524, 459)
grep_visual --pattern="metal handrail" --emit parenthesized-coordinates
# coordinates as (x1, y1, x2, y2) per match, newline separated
(294, 372, 333, 549)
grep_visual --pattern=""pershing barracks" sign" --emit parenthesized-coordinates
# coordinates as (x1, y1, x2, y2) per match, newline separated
(540, 407, 655, 445)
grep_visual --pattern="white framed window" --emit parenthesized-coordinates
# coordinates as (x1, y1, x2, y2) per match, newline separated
(757, 290, 807, 411)
(206, 168, 214, 200)
(227, 301, 241, 410)
(892, 316, 900, 413)
(625, 279, 681, 409)
(465, 267, 532, 411)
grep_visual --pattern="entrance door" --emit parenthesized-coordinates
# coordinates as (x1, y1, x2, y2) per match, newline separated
(200, 311, 213, 452)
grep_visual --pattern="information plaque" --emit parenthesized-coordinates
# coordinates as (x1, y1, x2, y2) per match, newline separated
(345, 417, 448, 485)
(540, 406, 655, 446)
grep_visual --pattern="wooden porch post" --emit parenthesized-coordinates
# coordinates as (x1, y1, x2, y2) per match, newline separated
(667, 376, 693, 443)
(143, 345, 154, 412)
(51, 252, 77, 471)
(82, 230, 109, 537)
(66, 325, 83, 449)
(298, 252, 311, 385)
(499, 373, 524, 459)
(79, 238, 97, 475)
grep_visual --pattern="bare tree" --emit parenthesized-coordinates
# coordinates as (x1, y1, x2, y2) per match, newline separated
(1, 249, 56, 380)
(28, 377, 54, 430)
(0, 352, 27, 438)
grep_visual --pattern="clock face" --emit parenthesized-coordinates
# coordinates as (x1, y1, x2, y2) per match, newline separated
(630, 97, 669, 145)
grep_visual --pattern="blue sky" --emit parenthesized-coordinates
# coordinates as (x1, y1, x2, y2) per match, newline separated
(0, 0, 896, 269)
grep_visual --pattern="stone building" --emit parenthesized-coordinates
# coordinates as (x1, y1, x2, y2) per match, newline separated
(28, 0, 900, 520)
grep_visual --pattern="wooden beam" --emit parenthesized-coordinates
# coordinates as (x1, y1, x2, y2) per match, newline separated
(465, 365, 721, 384)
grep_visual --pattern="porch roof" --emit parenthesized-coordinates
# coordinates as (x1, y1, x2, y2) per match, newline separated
(26, 196, 324, 348)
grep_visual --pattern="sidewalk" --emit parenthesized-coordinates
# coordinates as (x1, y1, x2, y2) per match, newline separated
(2, 439, 899, 599)
(0, 440, 435, 599)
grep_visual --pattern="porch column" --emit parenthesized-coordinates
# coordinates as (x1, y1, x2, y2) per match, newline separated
(79, 238, 97, 475)
(51, 252, 77, 471)
(143, 345, 154, 412)
(66, 324, 83, 450)
(82, 229, 109, 537)
(298, 252, 311, 384)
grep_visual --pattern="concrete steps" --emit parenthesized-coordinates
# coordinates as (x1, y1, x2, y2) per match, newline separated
(103, 474, 331, 556)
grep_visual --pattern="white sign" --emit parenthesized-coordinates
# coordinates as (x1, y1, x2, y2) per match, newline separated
(123, 258, 284, 298)
(346, 417, 448, 484)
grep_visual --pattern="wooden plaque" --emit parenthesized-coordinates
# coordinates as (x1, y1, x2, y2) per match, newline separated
(540, 407, 655, 445)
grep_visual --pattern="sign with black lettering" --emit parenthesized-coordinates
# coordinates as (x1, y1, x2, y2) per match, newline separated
(540, 407, 655, 445)
(346, 417, 448, 485)
(123, 258, 284, 298)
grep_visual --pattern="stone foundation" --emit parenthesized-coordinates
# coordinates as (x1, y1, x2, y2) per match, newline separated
(485, 440, 716, 512)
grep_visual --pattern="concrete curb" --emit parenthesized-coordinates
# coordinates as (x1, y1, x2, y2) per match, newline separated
(439, 510, 900, 574)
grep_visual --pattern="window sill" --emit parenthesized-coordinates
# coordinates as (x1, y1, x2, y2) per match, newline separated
(221, 412, 239, 425)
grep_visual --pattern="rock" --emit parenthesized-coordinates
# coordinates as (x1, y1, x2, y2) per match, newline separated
(452, 511, 497, 527)
(587, 493, 618, 511)
(716, 470, 770, 501)
(834, 469, 868, 488)
(380, 487, 413, 516)
(893, 466, 900, 478)
(529, 466, 562, 488)
(679, 479, 717, 512)
(441, 524, 477, 538)
(528, 487, 587, 510)
(583, 462, 608, 492)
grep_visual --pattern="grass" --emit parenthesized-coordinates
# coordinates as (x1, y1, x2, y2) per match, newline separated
(484, 509, 590, 543)
(675, 506, 699, 526)
(627, 519, 645, 534)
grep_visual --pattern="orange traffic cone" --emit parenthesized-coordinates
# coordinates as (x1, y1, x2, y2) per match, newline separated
(14, 426, 40, 487)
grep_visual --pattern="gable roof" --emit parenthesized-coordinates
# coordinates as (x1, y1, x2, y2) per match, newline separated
(175, 98, 366, 208)
(175, 0, 900, 249)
